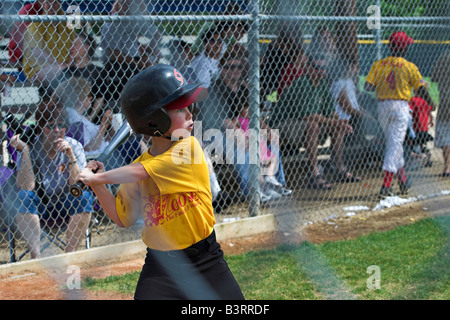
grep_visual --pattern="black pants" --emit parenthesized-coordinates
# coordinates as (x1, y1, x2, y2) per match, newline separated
(134, 230, 244, 300)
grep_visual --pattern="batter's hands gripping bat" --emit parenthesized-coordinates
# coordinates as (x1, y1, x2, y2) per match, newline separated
(69, 120, 132, 197)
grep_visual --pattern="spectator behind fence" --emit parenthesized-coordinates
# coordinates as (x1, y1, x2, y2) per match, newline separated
(9, 100, 94, 259)
(431, 50, 450, 177)
(330, 55, 376, 152)
(191, 21, 228, 59)
(168, 39, 198, 84)
(51, 32, 109, 126)
(8, 0, 47, 67)
(22, 0, 75, 88)
(190, 2, 247, 57)
(54, 77, 144, 169)
(229, 91, 292, 201)
(364, 31, 437, 197)
(189, 27, 224, 88)
(1, 73, 15, 105)
(198, 47, 247, 133)
(100, 0, 162, 102)
(54, 77, 112, 157)
(406, 80, 435, 168)
(272, 54, 360, 190)
(200, 48, 290, 202)
(307, 25, 336, 76)
(277, 44, 307, 97)
(260, 23, 304, 102)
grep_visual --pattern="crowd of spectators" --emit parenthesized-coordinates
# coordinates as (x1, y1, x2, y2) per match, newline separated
(1, 0, 449, 259)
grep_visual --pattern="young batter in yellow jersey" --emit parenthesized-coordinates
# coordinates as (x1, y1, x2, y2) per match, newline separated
(77, 64, 244, 300)
(116, 135, 215, 251)
(365, 31, 436, 198)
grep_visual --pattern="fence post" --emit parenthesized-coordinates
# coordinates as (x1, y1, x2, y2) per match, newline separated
(376, 0, 382, 60)
(248, 0, 261, 217)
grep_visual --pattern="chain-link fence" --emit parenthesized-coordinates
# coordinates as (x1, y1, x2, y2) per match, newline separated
(0, 0, 449, 264)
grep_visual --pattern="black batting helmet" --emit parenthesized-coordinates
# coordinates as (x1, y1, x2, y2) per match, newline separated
(120, 64, 208, 137)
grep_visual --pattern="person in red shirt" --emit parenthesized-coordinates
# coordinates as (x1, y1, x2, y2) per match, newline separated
(277, 46, 307, 97)
(410, 96, 433, 133)
(8, 0, 48, 66)
(407, 81, 435, 167)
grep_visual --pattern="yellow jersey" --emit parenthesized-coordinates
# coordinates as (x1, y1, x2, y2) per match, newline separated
(366, 56, 424, 101)
(23, 22, 75, 79)
(116, 136, 215, 251)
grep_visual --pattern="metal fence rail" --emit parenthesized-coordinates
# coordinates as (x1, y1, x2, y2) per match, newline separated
(1, 0, 449, 264)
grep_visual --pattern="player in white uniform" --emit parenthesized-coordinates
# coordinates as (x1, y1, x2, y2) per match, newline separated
(364, 31, 436, 198)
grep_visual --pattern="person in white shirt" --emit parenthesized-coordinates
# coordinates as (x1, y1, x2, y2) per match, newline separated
(53, 77, 112, 157)
(330, 56, 376, 161)
(54, 77, 144, 169)
(330, 57, 363, 120)
(190, 27, 224, 88)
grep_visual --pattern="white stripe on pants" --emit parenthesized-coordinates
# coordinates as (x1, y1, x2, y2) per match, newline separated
(377, 100, 410, 173)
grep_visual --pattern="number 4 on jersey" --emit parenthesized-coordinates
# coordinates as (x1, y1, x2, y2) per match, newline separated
(386, 70, 396, 90)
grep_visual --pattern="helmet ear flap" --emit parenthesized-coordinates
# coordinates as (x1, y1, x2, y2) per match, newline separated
(146, 108, 172, 137)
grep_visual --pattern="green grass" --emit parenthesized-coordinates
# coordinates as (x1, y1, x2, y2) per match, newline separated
(84, 216, 450, 300)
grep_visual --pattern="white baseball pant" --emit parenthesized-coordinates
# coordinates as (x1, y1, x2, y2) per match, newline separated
(377, 100, 410, 173)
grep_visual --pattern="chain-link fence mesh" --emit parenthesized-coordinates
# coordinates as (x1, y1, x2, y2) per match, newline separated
(0, 0, 449, 263)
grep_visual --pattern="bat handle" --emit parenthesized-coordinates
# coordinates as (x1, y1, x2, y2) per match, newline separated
(69, 181, 85, 197)
(69, 167, 98, 198)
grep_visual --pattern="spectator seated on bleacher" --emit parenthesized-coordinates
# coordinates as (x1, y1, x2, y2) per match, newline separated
(50, 31, 110, 126)
(277, 45, 307, 97)
(189, 26, 224, 88)
(199, 47, 290, 202)
(260, 22, 304, 102)
(168, 39, 198, 84)
(229, 90, 292, 201)
(54, 76, 144, 169)
(53, 77, 112, 158)
(8, 99, 94, 259)
(51, 32, 111, 124)
(190, 2, 247, 58)
(307, 25, 336, 74)
(197, 47, 248, 133)
(329, 55, 378, 159)
(271, 54, 360, 190)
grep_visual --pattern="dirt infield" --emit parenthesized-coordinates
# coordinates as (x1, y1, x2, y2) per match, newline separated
(1, 195, 449, 300)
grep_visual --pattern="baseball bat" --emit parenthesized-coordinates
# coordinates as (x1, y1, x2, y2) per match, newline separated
(69, 120, 132, 197)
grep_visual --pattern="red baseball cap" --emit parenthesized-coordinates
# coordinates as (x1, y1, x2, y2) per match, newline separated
(164, 86, 208, 110)
(389, 31, 413, 51)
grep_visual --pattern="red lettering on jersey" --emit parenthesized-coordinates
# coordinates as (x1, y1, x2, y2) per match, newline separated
(143, 192, 203, 227)
(386, 70, 396, 90)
